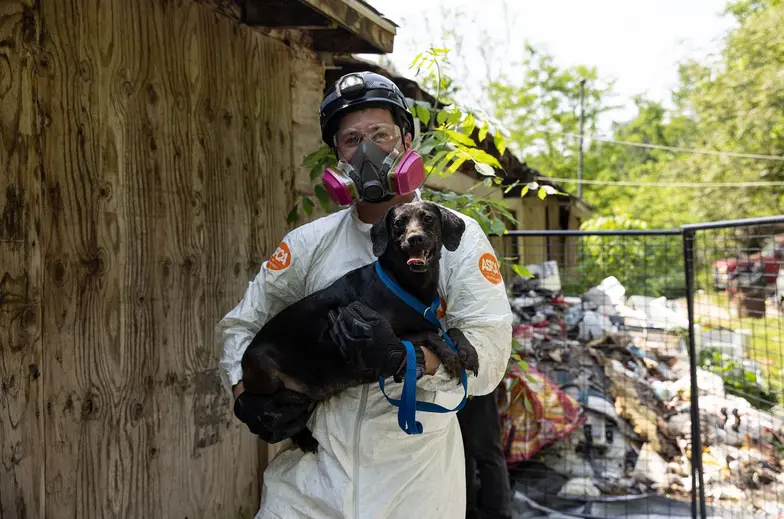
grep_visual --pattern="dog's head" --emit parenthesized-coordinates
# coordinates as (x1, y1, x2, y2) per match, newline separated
(371, 201, 466, 273)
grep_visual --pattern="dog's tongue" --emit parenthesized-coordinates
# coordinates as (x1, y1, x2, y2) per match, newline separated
(407, 252, 427, 266)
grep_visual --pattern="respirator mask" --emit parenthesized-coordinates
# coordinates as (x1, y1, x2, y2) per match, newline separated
(322, 123, 425, 206)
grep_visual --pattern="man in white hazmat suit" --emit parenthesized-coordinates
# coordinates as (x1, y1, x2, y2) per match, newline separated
(216, 70, 513, 519)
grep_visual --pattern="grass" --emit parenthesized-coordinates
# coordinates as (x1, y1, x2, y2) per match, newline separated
(695, 290, 784, 408)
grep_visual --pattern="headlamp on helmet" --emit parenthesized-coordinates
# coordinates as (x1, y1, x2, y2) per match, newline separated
(318, 71, 424, 205)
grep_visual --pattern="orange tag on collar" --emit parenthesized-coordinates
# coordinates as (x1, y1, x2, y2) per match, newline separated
(267, 242, 291, 271)
(479, 253, 502, 284)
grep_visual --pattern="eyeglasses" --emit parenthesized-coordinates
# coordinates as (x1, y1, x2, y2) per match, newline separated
(334, 123, 401, 151)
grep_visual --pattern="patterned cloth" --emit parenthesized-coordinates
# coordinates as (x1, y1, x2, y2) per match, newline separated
(500, 364, 586, 463)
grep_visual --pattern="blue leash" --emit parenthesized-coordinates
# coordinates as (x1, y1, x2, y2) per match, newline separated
(374, 261, 469, 435)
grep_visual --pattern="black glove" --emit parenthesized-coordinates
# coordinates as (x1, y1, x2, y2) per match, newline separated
(327, 301, 425, 382)
(233, 388, 314, 443)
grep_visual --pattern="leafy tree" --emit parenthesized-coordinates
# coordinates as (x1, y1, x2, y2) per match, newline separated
(487, 45, 617, 184)
(665, 0, 784, 221)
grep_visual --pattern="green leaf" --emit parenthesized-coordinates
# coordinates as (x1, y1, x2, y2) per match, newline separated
(314, 184, 331, 210)
(447, 155, 467, 173)
(286, 205, 298, 224)
(489, 218, 506, 236)
(302, 196, 314, 215)
(520, 184, 530, 198)
(478, 121, 489, 142)
(475, 163, 495, 176)
(447, 110, 462, 127)
(440, 129, 476, 147)
(418, 106, 431, 126)
(465, 147, 502, 168)
(537, 187, 547, 200)
(494, 132, 506, 156)
(461, 113, 476, 136)
(435, 151, 458, 175)
(517, 359, 530, 371)
(436, 110, 449, 125)
(504, 181, 519, 194)
(513, 264, 534, 278)
(309, 166, 322, 182)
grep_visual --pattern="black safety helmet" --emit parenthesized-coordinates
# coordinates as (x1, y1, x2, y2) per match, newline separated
(320, 71, 416, 149)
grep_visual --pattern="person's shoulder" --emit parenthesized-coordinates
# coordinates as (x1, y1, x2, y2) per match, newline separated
(264, 209, 353, 276)
(281, 208, 353, 251)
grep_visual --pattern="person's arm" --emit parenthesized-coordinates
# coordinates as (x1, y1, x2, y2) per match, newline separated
(217, 234, 309, 398)
(416, 215, 513, 396)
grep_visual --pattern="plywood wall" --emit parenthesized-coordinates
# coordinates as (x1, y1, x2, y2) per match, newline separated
(0, 0, 301, 517)
(0, 2, 46, 517)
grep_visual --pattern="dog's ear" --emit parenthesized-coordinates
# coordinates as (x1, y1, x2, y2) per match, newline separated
(371, 207, 394, 257)
(438, 206, 466, 252)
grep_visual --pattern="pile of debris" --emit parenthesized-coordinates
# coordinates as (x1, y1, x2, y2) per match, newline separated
(501, 261, 784, 518)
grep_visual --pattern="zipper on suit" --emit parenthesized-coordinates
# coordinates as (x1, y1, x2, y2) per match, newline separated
(352, 385, 368, 519)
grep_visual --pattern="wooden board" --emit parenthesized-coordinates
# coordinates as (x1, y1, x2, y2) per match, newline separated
(0, 2, 45, 517)
(33, 0, 295, 516)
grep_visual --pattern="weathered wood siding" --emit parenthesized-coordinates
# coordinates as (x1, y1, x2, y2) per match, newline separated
(0, 2, 46, 517)
(1, 0, 303, 517)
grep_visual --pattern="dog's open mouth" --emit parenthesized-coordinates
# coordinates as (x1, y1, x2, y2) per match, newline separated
(406, 250, 430, 272)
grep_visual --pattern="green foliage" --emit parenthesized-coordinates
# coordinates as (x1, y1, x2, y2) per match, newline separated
(556, 214, 686, 298)
(698, 347, 778, 410)
(487, 1, 784, 230)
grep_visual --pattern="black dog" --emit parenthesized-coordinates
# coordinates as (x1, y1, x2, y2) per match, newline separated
(240, 201, 480, 452)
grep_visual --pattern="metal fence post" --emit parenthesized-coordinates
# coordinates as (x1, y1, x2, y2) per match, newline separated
(682, 229, 707, 519)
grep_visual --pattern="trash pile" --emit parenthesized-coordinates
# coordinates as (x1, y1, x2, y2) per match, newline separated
(501, 261, 784, 518)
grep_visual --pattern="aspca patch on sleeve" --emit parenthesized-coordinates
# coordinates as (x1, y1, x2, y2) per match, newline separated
(436, 296, 447, 319)
(266, 242, 291, 271)
(478, 253, 502, 285)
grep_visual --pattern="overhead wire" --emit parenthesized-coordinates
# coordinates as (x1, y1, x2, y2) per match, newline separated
(534, 129, 784, 161)
(540, 177, 784, 188)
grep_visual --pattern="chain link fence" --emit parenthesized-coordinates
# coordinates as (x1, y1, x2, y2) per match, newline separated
(498, 216, 784, 519)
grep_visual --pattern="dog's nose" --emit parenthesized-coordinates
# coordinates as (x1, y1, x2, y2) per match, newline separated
(407, 233, 426, 246)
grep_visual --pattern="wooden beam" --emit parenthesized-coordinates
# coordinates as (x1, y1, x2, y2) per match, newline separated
(243, 0, 395, 54)
(243, 0, 331, 27)
(301, 0, 395, 53)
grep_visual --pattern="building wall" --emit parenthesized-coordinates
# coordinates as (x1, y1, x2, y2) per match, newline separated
(0, 0, 317, 516)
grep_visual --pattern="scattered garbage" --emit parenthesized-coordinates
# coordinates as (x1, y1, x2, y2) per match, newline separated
(502, 265, 784, 517)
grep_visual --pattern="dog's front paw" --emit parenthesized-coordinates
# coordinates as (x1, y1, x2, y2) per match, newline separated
(446, 328, 479, 377)
(409, 332, 463, 380)
(438, 349, 465, 380)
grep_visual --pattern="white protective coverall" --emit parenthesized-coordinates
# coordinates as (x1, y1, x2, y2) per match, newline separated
(216, 199, 513, 519)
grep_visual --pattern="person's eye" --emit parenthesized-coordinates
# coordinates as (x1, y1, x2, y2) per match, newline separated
(343, 135, 360, 147)
(372, 131, 394, 143)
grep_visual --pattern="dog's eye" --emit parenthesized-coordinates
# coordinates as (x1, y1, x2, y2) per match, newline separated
(393, 219, 405, 229)
(423, 214, 435, 224)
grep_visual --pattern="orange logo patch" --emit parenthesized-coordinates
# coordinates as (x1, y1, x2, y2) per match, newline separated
(478, 253, 502, 284)
(267, 242, 291, 271)
(436, 296, 447, 319)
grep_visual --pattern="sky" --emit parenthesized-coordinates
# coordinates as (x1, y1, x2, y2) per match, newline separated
(360, 0, 738, 128)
